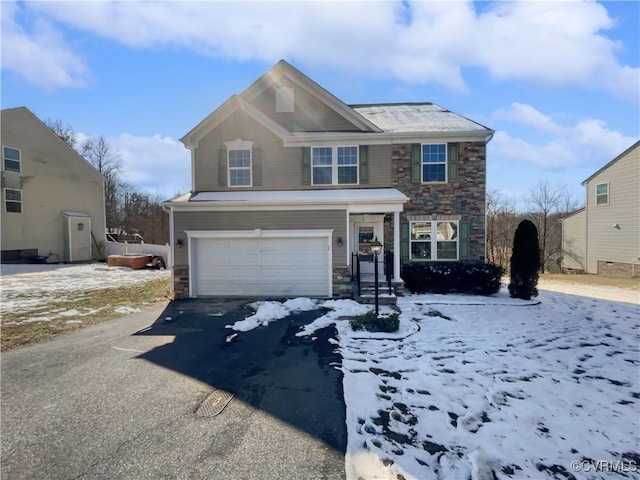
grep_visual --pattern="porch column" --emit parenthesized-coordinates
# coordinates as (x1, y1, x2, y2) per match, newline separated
(393, 211, 401, 281)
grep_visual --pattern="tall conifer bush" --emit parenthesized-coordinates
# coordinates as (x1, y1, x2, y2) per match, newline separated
(508, 219, 540, 300)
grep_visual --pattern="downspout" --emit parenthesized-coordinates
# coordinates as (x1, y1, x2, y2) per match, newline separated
(162, 203, 175, 293)
(484, 130, 494, 262)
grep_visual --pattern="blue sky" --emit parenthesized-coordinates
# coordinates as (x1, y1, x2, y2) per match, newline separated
(2, 1, 638, 209)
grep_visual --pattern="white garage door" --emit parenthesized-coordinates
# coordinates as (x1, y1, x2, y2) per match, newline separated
(191, 234, 331, 297)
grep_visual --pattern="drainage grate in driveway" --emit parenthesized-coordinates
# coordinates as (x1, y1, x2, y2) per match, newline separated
(195, 389, 235, 418)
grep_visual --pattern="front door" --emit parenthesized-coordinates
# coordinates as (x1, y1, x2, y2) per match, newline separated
(354, 222, 383, 275)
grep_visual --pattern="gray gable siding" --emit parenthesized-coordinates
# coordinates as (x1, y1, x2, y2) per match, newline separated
(584, 144, 639, 273)
(194, 109, 393, 192)
(247, 78, 360, 132)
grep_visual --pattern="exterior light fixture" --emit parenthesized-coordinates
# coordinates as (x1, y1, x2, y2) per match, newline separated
(337, 236, 343, 246)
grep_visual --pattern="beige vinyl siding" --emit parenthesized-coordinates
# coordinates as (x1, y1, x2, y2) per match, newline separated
(249, 79, 359, 132)
(194, 109, 393, 191)
(173, 209, 347, 267)
(584, 144, 640, 273)
(1, 108, 105, 258)
(562, 209, 586, 270)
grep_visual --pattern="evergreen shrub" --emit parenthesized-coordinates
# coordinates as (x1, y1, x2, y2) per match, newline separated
(508, 219, 540, 300)
(402, 261, 504, 295)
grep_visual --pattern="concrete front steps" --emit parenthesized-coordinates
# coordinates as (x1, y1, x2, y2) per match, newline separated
(354, 281, 398, 305)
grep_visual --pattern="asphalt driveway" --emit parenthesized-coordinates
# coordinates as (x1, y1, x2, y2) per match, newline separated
(1, 299, 347, 480)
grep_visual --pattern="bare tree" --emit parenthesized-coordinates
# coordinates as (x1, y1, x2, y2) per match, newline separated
(81, 136, 123, 232)
(525, 180, 579, 273)
(45, 118, 78, 149)
(486, 190, 519, 271)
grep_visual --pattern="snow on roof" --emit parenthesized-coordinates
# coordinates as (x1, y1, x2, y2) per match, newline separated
(351, 103, 491, 134)
(186, 188, 408, 204)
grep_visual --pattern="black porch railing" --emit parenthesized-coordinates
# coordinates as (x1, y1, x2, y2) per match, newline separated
(351, 251, 394, 297)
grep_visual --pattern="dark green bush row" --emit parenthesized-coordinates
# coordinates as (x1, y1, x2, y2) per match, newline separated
(402, 261, 503, 296)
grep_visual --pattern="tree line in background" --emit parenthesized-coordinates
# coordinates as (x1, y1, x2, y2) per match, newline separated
(487, 181, 580, 274)
(46, 118, 170, 245)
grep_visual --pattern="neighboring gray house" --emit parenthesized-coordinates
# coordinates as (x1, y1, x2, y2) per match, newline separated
(163, 60, 493, 298)
(1, 107, 106, 263)
(562, 140, 640, 276)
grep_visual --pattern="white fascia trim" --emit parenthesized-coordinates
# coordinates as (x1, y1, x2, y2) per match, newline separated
(171, 203, 346, 212)
(186, 229, 334, 239)
(182, 95, 292, 148)
(170, 199, 406, 213)
(284, 130, 491, 147)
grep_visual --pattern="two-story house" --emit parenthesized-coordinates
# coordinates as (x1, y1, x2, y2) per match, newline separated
(163, 60, 493, 298)
(1, 107, 106, 263)
(562, 140, 640, 277)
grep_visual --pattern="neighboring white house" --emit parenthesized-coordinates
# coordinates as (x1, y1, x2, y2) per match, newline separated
(562, 140, 640, 277)
(1, 107, 106, 263)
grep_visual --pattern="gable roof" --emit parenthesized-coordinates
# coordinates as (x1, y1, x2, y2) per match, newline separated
(180, 94, 292, 148)
(0, 106, 104, 181)
(351, 103, 492, 134)
(240, 60, 382, 133)
(581, 139, 640, 185)
(181, 60, 494, 148)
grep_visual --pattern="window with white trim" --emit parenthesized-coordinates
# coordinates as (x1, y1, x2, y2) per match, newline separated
(595, 182, 609, 206)
(422, 144, 446, 182)
(225, 139, 253, 187)
(312, 146, 358, 185)
(3, 146, 21, 172)
(4, 188, 22, 213)
(410, 220, 458, 260)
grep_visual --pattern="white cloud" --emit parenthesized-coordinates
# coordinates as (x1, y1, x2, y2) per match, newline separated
(9, 0, 638, 101)
(0, 1, 88, 89)
(491, 131, 578, 169)
(109, 133, 190, 199)
(494, 103, 565, 135)
(491, 103, 637, 169)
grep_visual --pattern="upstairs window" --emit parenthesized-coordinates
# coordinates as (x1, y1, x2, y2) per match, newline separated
(225, 139, 253, 187)
(422, 144, 446, 182)
(312, 146, 358, 185)
(595, 182, 609, 206)
(410, 220, 458, 260)
(4, 188, 22, 213)
(3, 146, 21, 172)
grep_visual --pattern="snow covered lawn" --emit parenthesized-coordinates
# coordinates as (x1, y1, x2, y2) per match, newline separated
(1, 263, 170, 349)
(228, 289, 640, 480)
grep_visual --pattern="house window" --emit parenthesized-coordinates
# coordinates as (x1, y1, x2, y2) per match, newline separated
(422, 144, 446, 182)
(410, 220, 458, 260)
(3, 146, 21, 172)
(312, 146, 358, 185)
(4, 188, 22, 213)
(225, 139, 253, 187)
(595, 182, 609, 206)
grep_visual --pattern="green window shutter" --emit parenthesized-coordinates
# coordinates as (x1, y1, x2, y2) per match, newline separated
(400, 221, 410, 261)
(448, 143, 458, 182)
(411, 144, 422, 183)
(359, 145, 368, 184)
(218, 149, 227, 187)
(459, 221, 470, 260)
(301, 147, 311, 185)
(252, 148, 262, 186)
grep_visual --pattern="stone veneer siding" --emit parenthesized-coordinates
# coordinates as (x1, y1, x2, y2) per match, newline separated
(173, 266, 189, 299)
(333, 266, 353, 298)
(391, 142, 487, 262)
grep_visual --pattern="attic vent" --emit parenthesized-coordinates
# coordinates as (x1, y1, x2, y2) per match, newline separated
(276, 87, 294, 113)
